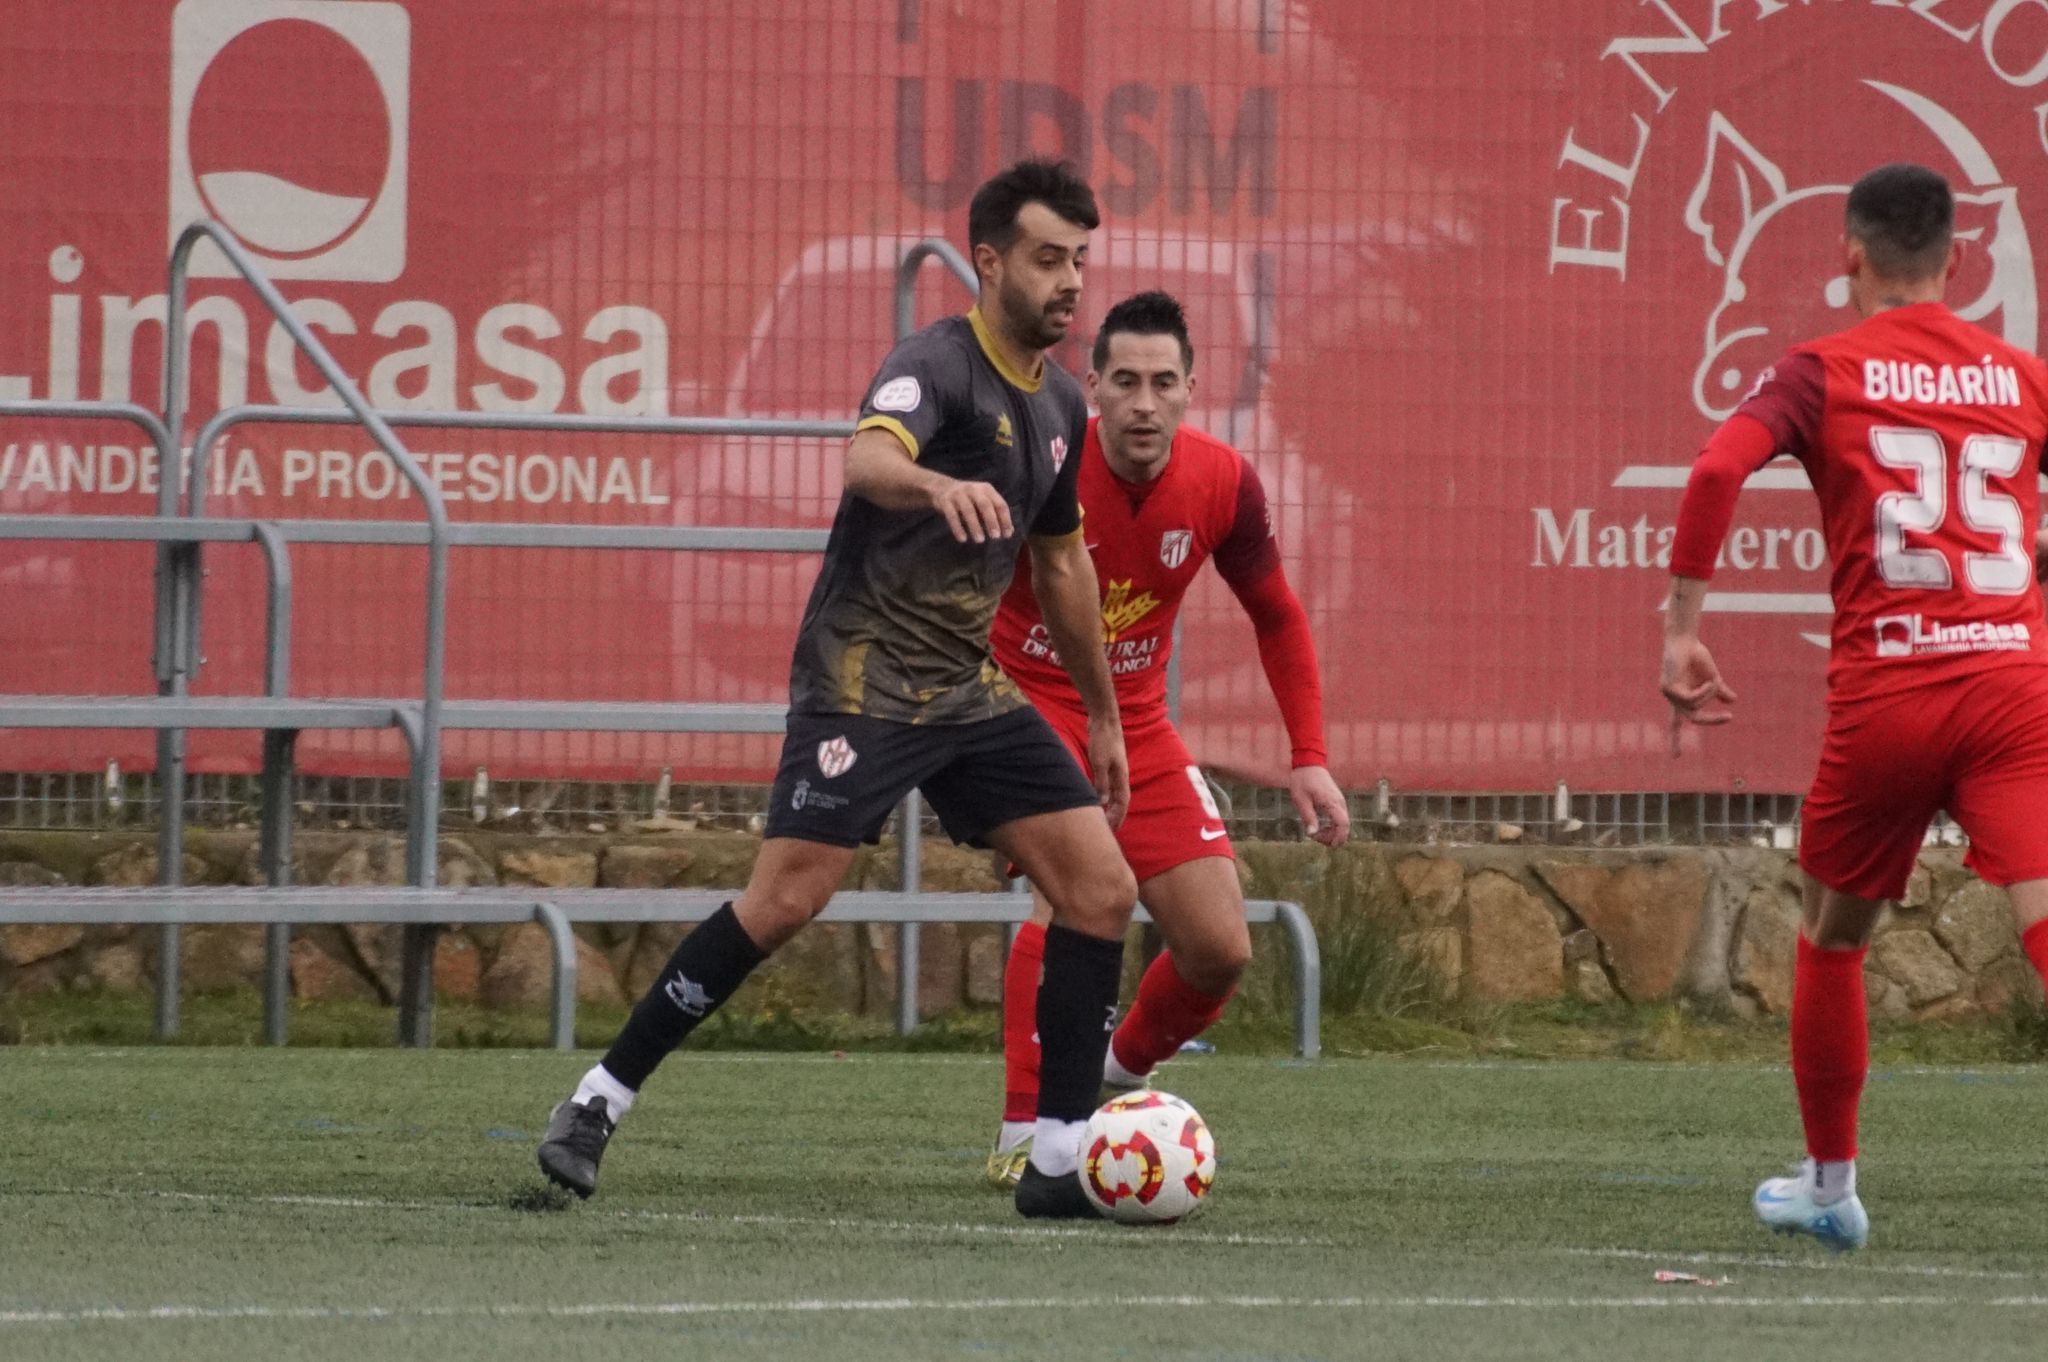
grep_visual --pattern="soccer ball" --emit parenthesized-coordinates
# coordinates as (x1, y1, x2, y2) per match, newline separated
(1079, 1091, 1216, 1224)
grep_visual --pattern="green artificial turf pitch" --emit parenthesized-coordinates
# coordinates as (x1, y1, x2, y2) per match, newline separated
(1, 1048, 2044, 1361)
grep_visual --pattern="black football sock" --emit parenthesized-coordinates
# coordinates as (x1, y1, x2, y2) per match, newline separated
(1034, 923, 1127, 1124)
(599, 902, 768, 1091)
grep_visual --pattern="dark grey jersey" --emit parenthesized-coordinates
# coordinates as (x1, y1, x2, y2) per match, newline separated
(787, 309, 1088, 723)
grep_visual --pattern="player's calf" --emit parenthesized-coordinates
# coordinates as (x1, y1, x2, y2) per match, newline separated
(533, 901, 770, 1199)
(1108, 950, 1235, 1087)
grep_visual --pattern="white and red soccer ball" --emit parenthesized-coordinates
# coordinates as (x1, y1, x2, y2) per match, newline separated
(1079, 1091, 1216, 1224)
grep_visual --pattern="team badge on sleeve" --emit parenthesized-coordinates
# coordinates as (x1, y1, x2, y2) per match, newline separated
(872, 376, 921, 413)
(816, 736, 858, 778)
(1159, 529, 1193, 570)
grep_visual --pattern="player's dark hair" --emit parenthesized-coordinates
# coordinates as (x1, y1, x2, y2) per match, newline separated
(967, 158, 1100, 253)
(1091, 290, 1195, 373)
(1845, 163, 1954, 280)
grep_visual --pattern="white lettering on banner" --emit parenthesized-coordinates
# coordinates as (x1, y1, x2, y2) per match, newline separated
(1549, 0, 2048, 280)
(1530, 507, 1823, 574)
(0, 439, 670, 507)
(10, 248, 673, 418)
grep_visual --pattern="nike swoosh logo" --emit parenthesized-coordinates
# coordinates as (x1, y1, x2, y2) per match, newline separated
(1755, 1190, 1795, 1206)
(1084, 542, 1101, 551)
(1200, 827, 1227, 841)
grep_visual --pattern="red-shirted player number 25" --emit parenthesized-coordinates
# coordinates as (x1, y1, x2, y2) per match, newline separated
(1871, 426, 2032, 595)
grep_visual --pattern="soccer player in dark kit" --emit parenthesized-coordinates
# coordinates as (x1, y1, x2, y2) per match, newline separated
(538, 159, 1141, 1219)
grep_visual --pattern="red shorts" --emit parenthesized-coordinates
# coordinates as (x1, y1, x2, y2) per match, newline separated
(1037, 703, 1234, 883)
(1800, 665, 2048, 901)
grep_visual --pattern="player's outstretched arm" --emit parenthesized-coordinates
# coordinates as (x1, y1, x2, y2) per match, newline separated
(1028, 531, 1129, 826)
(844, 428, 1013, 542)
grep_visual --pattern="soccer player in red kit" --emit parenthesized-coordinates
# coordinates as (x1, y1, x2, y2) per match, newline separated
(1664, 164, 2048, 1250)
(983, 291, 1350, 1184)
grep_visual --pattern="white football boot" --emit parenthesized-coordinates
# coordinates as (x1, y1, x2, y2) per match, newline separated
(1753, 1158, 1869, 1252)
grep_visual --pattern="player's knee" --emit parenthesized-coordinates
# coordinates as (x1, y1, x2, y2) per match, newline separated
(736, 880, 832, 948)
(1049, 860, 1138, 934)
(1181, 934, 1251, 995)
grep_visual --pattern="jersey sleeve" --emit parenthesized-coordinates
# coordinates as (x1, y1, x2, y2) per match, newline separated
(1211, 456, 1282, 588)
(1730, 348, 1825, 460)
(1667, 349, 1824, 581)
(1027, 394, 1088, 539)
(1227, 563, 1328, 767)
(854, 330, 967, 460)
(1668, 413, 1779, 580)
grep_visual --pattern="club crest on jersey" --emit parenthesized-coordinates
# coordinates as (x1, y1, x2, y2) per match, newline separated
(994, 413, 1014, 447)
(1049, 435, 1068, 472)
(1159, 529, 1193, 570)
(816, 736, 857, 778)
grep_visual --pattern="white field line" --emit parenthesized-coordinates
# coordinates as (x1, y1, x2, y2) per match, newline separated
(1419, 1060, 2048, 1077)
(1564, 1246, 2048, 1283)
(8, 1293, 2048, 1327)
(0, 1050, 1001, 1066)
(20, 1186, 1329, 1249)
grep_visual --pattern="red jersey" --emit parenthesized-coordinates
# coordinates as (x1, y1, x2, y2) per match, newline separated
(1677, 303, 2048, 703)
(993, 419, 1316, 740)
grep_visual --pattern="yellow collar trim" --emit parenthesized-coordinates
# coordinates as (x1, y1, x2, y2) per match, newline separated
(968, 307, 1043, 393)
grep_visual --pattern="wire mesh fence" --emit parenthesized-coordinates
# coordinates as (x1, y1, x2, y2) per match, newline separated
(0, 768, 1972, 850)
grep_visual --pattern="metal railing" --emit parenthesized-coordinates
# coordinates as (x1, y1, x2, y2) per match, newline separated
(0, 224, 1037, 1043)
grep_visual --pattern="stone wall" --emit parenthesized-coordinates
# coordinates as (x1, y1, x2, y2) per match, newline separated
(1, 829, 2041, 1021)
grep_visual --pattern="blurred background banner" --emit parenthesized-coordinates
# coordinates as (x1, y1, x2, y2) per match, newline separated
(4, 0, 2043, 792)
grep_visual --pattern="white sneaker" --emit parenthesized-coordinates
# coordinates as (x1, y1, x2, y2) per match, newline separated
(1753, 1159, 1869, 1252)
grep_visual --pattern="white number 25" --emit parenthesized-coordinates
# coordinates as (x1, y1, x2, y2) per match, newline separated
(1871, 426, 2032, 595)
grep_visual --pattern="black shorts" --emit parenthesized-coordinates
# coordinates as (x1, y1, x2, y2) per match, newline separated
(764, 707, 1101, 849)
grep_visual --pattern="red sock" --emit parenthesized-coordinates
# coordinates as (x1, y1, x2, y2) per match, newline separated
(1110, 951, 1233, 1076)
(2024, 919, 2048, 993)
(1791, 935, 1868, 1163)
(1001, 922, 1046, 1123)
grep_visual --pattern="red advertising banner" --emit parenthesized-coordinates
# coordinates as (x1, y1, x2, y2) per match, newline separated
(4, 1, 2045, 791)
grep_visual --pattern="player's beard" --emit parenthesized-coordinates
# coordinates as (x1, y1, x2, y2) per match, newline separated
(999, 279, 1070, 353)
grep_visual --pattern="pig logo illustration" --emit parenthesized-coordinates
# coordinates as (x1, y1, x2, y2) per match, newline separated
(1684, 81, 2035, 421)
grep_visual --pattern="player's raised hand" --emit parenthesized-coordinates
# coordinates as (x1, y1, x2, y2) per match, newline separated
(930, 477, 1014, 544)
(1661, 633, 1737, 750)
(1288, 765, 1350, 846)
(1087, 719, 1131, 829)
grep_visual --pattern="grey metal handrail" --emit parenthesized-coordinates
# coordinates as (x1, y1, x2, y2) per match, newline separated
(889, 237, 979, 1031)
(895, 238, 978, 340)
(0, 229, 1188, 1047)
(183, 408, 858, 515)
(166, 221, 451, 888)
(0, 397, 193, 1034)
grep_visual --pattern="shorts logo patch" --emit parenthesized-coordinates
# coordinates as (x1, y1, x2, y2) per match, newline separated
(791, 778, 811, 810)
(872, 376, 921, 413)
(1049, 434, 1068, 472)
(816, 736, 858, 778)
(1159, 529, 1193, 570)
